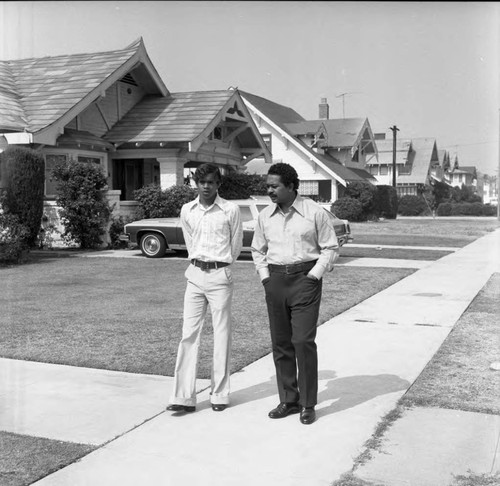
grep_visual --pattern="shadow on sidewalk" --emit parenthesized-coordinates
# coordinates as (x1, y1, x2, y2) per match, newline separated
(229, 369, 410, 417)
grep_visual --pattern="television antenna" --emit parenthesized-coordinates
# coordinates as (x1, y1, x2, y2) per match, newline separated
(335, 92, 363, 119)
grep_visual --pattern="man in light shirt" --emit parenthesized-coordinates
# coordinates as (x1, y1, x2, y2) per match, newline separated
(251, 163, 339, 425)
(167, 164, 243, 413)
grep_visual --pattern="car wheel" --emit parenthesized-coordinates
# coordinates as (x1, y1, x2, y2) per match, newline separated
(140, 233, 167, 258)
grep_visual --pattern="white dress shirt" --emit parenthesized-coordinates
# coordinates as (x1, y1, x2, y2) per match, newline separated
(180, 194, 243, 263)
(251, 194, 339, 281)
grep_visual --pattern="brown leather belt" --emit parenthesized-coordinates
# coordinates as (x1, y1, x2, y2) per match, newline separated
(268, 260, 317, 275)
(191, 259, 230, 270)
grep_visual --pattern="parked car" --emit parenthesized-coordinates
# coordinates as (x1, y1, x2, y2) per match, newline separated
(120, 197, 353, 258)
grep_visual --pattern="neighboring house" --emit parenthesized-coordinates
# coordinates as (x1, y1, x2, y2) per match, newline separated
(447, 165, 478, 191)
(367, 133, 441, 197)
(0, 39, 270, 223)
(479, 174, 498, 205)
(241, 93, 376, 203)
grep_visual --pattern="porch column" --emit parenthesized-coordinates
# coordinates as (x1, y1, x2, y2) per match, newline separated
(158, 157, 186, 189)
(331, 180, 339, 202)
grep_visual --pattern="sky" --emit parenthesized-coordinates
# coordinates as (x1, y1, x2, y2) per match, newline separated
(1, 1, 499, 176)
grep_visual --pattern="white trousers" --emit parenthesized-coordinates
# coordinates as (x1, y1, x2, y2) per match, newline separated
(169, 264, 233, 406)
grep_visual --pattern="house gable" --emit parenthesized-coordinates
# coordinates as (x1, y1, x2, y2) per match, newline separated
(1, 38, 167, 145)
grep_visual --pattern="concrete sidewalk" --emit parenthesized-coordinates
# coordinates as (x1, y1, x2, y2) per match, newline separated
(3, 229, 499, 485)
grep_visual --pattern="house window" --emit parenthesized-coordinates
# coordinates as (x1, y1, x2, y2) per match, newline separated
(299, 181, 319, 196)
(380, 165, 388, 175)
(78, 156, 101, 164)
(45, 154, 68, 198)
(368, 165, 378, 175)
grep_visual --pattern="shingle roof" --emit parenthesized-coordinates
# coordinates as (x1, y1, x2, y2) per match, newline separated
(241, 91, 372, 185)
(399, 138, 436, 184)
(286, 118, 367, 148)
(315, 153, 375, 183)
(371, 138, 412, 166)
(240, 91, 305, 125)
(104, 91, 234, 143)
(0, 38, 165, 134)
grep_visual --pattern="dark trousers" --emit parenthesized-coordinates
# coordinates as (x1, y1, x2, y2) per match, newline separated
(264, 270, 322, 408)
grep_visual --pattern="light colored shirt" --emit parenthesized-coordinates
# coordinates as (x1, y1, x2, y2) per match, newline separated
(251, 194, 339, 281)
(180, 194, 243, 263)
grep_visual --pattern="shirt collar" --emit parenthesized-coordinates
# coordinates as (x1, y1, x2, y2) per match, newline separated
(270, 193, 305, 217)
(192, 194, 226, 211)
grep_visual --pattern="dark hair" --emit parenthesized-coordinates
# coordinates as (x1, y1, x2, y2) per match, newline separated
(193, 163, 222, 184)
(267, 162, 299, 191)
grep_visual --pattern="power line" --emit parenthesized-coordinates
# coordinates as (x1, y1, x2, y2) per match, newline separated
(439, 140, 498, 149)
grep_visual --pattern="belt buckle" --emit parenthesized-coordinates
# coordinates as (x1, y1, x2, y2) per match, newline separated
(201, 261, 209, 271)
(285, 264, 293, 275)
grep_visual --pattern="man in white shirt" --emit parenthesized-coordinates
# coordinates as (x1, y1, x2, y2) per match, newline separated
(167, 164, 243, 413)
(251, 163, 339, 424)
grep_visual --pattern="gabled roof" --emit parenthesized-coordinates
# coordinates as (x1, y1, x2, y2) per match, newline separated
(371, 138, 412, 166)
(239, 91, 305, 125)
(104, 89, 270, 160)
(0, 38, 167, 139)
(401, 138, 438, 184)
(241, 91, 373, 187)
(104, 91, 234, 144)
(286, 118, 368, 149)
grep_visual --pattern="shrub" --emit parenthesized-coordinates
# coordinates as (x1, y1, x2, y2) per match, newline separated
(219, 171, 267, 199)
(373, 185, 398, 219)
(52, 160, 112, 249)
(483, 204, 497, 216)
(0, 147, 45, 246)
(345, 181, 377, 215)
(108, 215, 134, 249)
(450, 202, 484, 216)
(331, 197, 363, 221)
(0, 209, 29, 265)
(398, 195, 428, 216)
(134, 184, 197, 219)
(437, 202, 452, 216)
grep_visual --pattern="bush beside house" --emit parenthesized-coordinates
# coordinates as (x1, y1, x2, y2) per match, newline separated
(332, 183, 398, 221)
(52, 159, 112, 249)
(1, 147, 45, 246)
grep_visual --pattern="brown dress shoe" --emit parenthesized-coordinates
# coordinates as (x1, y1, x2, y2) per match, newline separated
(166, 404, 196, 413)
(300, 407, 316, 425)
(268, 402, 300, 419)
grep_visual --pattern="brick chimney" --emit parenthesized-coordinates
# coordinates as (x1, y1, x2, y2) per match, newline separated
(319, 98, 329, 120)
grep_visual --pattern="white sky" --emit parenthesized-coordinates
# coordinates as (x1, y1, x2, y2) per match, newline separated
(1, 1, 499, 175)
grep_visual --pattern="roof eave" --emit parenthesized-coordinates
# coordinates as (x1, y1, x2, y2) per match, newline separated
(242, 95, 347, 186)
(33, 41, 168, 145)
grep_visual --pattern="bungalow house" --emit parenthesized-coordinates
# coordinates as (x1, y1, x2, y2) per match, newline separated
(447, 165, 478, 191)
(240, 94, 376, 203)
(0, 39, 270, 223)
(367, 133, 441, 197)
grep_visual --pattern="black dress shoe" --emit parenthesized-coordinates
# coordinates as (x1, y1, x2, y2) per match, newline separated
(300, 407, 316, 425)
(268, 402, 300, 419)
(166, 404, 196, 413)
(211, 404, 227, 412)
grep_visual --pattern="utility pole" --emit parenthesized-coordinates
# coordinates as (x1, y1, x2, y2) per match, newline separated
(389, 125, 399, 187)
(497, 109, 500, 221)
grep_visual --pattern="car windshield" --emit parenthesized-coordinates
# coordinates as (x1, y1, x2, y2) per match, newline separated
(239, 206, 254, 223)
